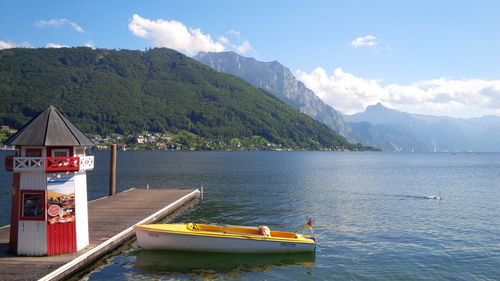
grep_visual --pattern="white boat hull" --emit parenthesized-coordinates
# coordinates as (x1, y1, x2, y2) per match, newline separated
(135, 227, 315, 253)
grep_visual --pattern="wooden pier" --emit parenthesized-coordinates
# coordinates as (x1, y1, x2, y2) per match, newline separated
(0, 188, 199, 281)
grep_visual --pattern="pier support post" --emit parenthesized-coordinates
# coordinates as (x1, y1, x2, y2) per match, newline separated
(109, 144, 117, 196)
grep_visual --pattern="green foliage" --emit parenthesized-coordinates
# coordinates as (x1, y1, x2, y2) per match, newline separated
(0, 127, 16, 144)
(0, 47, 364, 150)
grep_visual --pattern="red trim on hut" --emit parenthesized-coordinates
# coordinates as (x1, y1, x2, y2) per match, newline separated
(9, 173, 20, 254)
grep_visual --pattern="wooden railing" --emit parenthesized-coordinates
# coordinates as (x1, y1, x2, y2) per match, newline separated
(4, 156, 94, 172)
(79, 156, 94, 171)
(46, 157, 80, 172)
(11, 157, 45, 171)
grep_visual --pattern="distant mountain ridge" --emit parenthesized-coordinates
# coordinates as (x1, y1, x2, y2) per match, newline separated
(345, 103, 500, 152)
(194, 51, 352, 137)
(195, 51, 500, 152)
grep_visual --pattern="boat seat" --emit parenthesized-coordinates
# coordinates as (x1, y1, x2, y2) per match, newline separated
(258, 225, 271, 236)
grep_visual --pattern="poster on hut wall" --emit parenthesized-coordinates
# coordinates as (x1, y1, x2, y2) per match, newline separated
(47, 173, 75, 225)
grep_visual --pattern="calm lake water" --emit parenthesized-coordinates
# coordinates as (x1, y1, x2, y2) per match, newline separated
(1, 151, 499, 280)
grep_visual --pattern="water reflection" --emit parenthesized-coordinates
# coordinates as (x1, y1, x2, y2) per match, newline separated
(134, 249, 315, 276)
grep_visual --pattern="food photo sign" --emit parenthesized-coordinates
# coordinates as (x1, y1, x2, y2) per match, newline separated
(47, 174, 76, 224)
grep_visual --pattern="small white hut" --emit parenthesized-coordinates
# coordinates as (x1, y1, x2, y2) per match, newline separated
(4, 105, 94, 256)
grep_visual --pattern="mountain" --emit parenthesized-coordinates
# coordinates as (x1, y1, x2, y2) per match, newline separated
(347, 103, 415, 126)
(193, 52, 500, 152)
(0, 47, 363, 150)
(194, 51, 351, 137)
(345, 103, 500, 152)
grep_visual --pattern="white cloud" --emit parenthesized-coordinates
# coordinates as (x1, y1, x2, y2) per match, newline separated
(128, 14, 225, 55)
(0, 40, 17, 49)
(0, 40, 30, 49)
(46, 43, 69, 48)
(228, 29, 240, 36)
(218, 36, 229, 44)
(36, 19, 84, 33)
(236, 40, 252, 54)
(128, 15, 254, 55)
(296, 67, 500, 118)
(351, 35, 377, 47)
(224, 30, 253, 54)
(84, 40, 94, 48)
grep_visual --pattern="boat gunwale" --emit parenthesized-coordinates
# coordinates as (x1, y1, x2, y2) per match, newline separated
(134, 225, 315, 244)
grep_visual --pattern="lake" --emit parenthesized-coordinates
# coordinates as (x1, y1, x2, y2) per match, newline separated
(1, 151, 499, 280)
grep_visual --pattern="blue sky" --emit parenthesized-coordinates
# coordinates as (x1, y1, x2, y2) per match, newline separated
(1, 1, 499, 117)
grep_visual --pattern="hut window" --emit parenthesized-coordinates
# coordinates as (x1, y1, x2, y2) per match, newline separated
(20, 190, 45, 221)
(51, 149, 69, 157)
(75, 148, 84, 156)
(25, 149, 42, 157)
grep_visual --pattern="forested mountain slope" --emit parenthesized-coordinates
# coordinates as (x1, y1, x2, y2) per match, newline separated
(0, 47, 362, 149)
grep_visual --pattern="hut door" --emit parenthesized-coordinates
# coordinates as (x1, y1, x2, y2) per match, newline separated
(46, 173, 76, 255)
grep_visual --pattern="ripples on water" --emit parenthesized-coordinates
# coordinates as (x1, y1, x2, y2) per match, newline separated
(1, 151, 499, 280)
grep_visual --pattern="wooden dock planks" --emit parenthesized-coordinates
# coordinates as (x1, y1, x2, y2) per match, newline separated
(0, 188, 199, 281)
